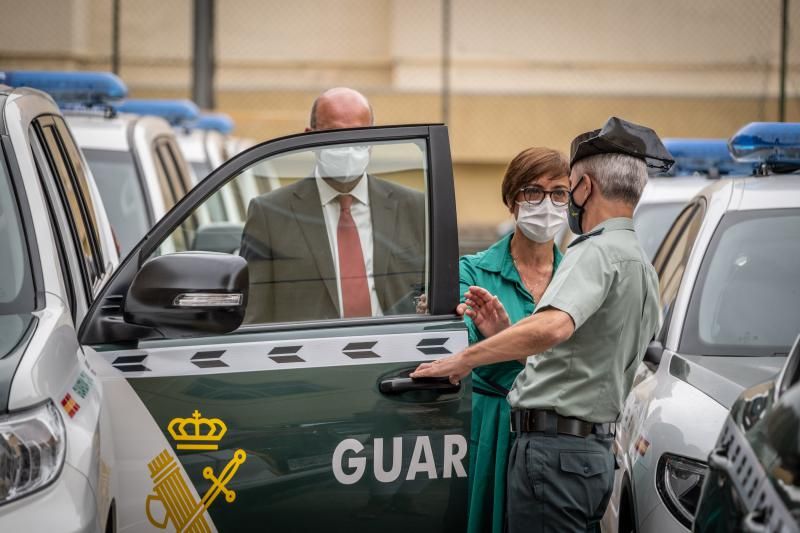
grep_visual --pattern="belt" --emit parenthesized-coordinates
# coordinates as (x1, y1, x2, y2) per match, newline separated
(511, 409, 616, 438)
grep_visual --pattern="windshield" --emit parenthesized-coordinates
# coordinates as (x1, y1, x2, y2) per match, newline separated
(682, 209, 800, 357)
(0, 149, 35, 315)
(634, 202, 686, 260)
(83, 148, 151, 255)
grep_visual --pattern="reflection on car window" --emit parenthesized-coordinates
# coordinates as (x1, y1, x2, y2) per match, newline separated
(0, 152, 34, 313)
(634, 202, 685, 260)
(683, 209, 800, 357)
(155, 139, 429, 326)
(84, 149, 151, 255)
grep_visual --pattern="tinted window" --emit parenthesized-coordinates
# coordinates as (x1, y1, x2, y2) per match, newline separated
(634, 201, 686, 260)
(0, 150, 34, 314)
(682, 209, 800, 357)
(83, 149, 151, 255)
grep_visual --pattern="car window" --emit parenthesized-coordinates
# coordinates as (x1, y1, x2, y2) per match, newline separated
(682, 209, 800, 357)
(0, 148, 34, 314)
(651, 202, 704, 340)
(35, 118, 104, 289)
(152, 139, 429, 326)
(83, 148, 151, 255)
(633, 201, 686, 260)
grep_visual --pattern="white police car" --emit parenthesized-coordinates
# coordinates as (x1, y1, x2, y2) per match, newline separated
(1, 73, 470, 531)
(1, 73, 200, 257)
(0, 78, 119, 531)
(603, 122, 800, 533)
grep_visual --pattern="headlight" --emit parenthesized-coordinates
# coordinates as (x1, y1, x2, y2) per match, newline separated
(656, 453, 708, 528)
(0, 401, 66, 505)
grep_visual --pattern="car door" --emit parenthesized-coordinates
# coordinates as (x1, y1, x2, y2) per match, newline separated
(80, 125, 469, 532)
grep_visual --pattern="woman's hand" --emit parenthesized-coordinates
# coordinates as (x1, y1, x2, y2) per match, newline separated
(457, 286, 511, 338)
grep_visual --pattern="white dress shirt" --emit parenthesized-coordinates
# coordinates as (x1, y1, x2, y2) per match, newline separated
(314, 171, 383, 317)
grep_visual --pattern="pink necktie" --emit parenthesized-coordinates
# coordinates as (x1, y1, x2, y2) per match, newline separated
(337, 194, 371, 317)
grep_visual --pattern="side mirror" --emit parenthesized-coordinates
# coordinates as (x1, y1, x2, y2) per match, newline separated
(124, 252, 248, 336)
(644, 340, 664, 367)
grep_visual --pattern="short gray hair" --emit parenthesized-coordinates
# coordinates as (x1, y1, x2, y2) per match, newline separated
(572, 153, 648, 205)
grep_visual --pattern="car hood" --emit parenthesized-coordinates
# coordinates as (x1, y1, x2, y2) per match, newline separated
(0, 313, 37, 413)
(670, 353, 786, 409)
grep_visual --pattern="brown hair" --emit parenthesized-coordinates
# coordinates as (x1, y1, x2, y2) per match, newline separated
(500, 147, 569, 208)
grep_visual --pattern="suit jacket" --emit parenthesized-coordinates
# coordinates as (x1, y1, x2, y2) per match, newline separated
(239, 176, 426, 324)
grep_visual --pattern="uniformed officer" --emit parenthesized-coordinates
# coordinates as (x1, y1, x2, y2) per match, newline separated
(412, 117, 674, 532)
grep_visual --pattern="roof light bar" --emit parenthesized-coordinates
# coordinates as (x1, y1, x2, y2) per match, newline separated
(0, 70, 127, 104)
(191, 112, 235, 134)
(729, 122, 800, 172)
(663, 138, 753, 177)
(114, 99, 200, 125)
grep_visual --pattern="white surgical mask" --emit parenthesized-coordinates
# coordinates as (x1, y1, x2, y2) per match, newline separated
(316, 146, 370, 183)
(515, 198, 567, 243)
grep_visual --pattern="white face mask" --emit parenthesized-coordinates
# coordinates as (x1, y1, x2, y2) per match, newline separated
(515, 198, 567, 243)
(316, 146, 370, 183)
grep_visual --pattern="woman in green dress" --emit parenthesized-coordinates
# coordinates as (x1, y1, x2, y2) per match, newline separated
(458, 147, 570, 533)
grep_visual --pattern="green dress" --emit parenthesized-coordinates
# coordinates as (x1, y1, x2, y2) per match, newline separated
(461, 233, 562, 533)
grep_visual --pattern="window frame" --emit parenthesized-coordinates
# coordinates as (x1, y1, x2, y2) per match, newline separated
(32, 115, 106, 294)
(80, 125, 459, 345)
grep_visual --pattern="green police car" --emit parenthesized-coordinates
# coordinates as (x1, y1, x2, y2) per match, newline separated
(0, 72, 470, 532)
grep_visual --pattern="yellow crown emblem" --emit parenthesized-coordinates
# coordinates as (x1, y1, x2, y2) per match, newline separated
(168, 410, 228, 451)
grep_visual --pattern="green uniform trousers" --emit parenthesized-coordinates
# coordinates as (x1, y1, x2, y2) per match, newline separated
(507, 432, 615, 533)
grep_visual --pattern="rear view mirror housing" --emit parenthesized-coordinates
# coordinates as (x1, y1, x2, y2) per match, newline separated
(124, 252, 248, 336)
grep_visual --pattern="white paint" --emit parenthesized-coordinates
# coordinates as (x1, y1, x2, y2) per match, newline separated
(405, 436, 437, 481)
(443, 434, 468, 479)
(332, 438, 366, 485)
(332, 434, 469, 485)
(373, 437, 403, 483)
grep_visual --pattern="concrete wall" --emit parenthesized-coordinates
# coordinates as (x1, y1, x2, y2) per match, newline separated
(2, 0, 799, 230)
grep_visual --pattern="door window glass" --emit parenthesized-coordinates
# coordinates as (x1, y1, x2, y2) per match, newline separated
(37, 122, 103, 288)
(83, 148, 151, 255)
(633, 201, 686, 260)
(153, 139, 430, 325)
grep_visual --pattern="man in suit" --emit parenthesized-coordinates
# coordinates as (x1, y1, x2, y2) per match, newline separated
(240, 87, 426, 324)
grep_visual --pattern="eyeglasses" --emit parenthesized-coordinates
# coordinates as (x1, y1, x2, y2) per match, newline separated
(518, 186, 569, 207)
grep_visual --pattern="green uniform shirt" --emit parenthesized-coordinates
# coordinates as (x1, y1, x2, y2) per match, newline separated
(507, 217, 660, 423)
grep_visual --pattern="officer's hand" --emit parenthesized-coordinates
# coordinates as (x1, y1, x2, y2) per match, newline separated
(410, 353, 470, 385)
(463, 286, 511, 338)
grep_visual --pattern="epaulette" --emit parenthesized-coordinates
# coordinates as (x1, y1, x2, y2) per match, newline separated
(567, 227, 605, 248)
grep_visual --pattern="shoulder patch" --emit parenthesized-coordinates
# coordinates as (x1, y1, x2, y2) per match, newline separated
(567, 227, 605, 248)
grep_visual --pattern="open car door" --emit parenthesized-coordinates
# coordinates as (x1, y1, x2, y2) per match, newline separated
(80, 125, 470, 532)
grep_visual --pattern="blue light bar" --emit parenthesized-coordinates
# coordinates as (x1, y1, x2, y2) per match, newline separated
(663, 138, 754, 176)
(0, 70, 127, 104)
(729, 122, 800, 168)
(191, 112, 235, 134)
(114, 99, 200, 125)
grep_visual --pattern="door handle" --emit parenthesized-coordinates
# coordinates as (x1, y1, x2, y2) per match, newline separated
(379, 377, 460, 395)
(741, 509, 768, 533)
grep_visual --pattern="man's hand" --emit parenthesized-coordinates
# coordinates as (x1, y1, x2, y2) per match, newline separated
(456, 286, 511, 338)
(410, 352, 471, 385)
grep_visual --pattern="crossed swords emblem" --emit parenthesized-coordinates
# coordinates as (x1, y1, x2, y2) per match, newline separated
(146, 448, 247, 532)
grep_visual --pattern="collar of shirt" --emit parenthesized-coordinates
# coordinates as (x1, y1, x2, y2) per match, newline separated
(593, 217, 635, 233)
(473, 232, 563, 299)
(314, 167, 370, 207)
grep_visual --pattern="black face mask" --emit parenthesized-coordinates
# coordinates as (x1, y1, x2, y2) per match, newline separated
(567, 175, 590, 235)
